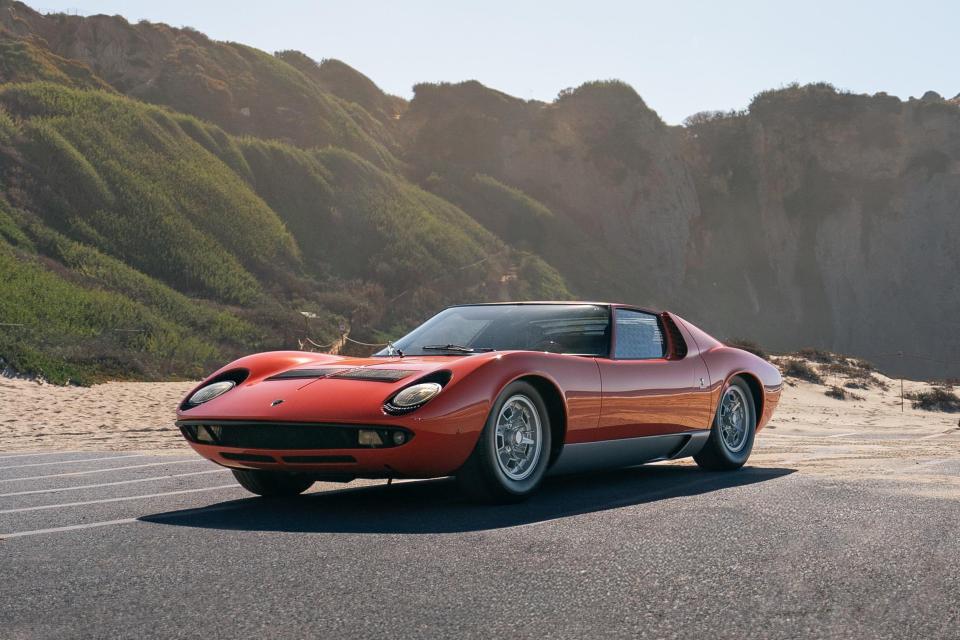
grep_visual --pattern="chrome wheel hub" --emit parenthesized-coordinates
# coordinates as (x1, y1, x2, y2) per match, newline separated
(718, 386, 750, 453)
(494, 394, 542, 481)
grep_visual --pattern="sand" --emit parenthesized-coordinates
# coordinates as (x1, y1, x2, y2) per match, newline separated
(2, 360, 958, 496)
(0, 376, 194, 452)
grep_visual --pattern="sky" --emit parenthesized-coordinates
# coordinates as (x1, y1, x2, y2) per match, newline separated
(29, 1, 958, 124)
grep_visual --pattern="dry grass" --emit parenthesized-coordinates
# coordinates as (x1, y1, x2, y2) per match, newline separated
(905, 388, 960, 413)
(825, 385, 865, 401)
(781, 358, 823, 384)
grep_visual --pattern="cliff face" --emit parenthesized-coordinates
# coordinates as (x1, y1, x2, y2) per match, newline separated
(403, 81, 700, 304)
(0, 0, 957, 380)
(403, 82, 960, 377)
(682, 87, 960, 376)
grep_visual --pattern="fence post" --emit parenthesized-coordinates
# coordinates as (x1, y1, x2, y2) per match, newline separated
(898, 351, 904, 412)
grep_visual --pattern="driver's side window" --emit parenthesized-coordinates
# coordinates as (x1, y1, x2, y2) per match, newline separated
(613, 309, 665, 359)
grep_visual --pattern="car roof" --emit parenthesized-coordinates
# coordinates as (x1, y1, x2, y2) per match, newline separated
(447, 301, 664, 314)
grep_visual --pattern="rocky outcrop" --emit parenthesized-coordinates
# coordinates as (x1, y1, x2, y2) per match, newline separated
(403, 81, 960, 377)
(679, 85, 960, 377)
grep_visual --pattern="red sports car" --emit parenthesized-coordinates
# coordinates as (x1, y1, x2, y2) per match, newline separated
(176, 302, 782, 502)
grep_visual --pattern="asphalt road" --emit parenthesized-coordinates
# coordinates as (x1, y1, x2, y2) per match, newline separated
(1, 451, 958, 639)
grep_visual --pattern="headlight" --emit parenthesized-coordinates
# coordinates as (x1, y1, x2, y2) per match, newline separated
(386, 382, 442, 413)
(188, 380, 236, 406)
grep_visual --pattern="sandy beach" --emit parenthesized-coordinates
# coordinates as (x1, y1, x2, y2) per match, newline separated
(2, 359, 958, 495)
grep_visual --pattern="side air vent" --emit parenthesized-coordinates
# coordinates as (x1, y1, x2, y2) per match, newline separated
(661, 314, 688, 359)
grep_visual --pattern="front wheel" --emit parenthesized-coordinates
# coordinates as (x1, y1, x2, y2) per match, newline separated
(694, 377, 756, 471)
(456, 381, 552, 503)
(231, 469, 315, 497)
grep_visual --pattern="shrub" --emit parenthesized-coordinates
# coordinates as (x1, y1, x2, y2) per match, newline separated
(905, 389, 960, 413)
(825, 385, 864, 401)
(795, 348, 836, 364)
(781, 359, 823, 384)
(821, 361, 885, 388)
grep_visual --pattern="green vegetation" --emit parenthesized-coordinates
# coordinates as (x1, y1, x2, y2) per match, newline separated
(0, 235, 218, 384)
(0, 37, 109, 90)
(0, 77, 570, 382)
(1, 83, 303, 303)
(423, 172, 554, 251)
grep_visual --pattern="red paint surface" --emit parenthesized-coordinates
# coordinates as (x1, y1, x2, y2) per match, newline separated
(176, 304, 782, 478)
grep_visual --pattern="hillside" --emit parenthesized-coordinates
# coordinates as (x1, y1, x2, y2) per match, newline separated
(0, 0, 957, 383)
(401, 81, 960, 379)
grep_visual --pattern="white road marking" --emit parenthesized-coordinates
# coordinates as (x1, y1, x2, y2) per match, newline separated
(0, 451, 88, 461)
(2, 518, 140, 539)
(825, 432, 859, 439)
(0, 484, 240, 514)
(0, 459, 204, 483)
(0, 454, 148, 470)
(0, 469, 229, 497)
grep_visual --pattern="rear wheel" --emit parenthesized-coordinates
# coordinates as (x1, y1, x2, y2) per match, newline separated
(694, 377, 756, 471)
(231, 469, 315, 497)
(456, 381, 552, 503)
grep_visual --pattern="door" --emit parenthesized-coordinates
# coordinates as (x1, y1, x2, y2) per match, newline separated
(592, 308, 711, 442)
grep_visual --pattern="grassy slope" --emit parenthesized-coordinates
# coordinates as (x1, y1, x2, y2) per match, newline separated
(0, 198, 261, 384)
(0, 82, 570, 382)
(0, 1, 401, 170)
(0, 35, 111, 90)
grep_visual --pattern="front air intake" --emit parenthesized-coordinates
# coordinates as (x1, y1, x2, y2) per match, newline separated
(178, 421, 413, 450)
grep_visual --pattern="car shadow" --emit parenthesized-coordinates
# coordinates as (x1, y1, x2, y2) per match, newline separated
(139, 464, 795, 534)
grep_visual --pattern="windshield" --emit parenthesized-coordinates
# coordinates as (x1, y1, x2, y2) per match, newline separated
(376, 304, 611, 356)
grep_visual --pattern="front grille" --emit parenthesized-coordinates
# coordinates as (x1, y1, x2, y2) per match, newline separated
(178, 421, 412, 450)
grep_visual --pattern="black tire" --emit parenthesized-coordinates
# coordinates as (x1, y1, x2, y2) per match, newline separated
(231, 468, 315, 497)
(456, 381, 552, 503)
(694, 376, 756, 471)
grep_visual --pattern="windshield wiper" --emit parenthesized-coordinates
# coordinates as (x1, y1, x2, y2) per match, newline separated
(422, 344, 494, 353)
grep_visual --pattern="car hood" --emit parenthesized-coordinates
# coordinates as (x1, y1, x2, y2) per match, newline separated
(176, 351, 495, 423)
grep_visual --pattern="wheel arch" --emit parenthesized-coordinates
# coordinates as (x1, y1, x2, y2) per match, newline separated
(729, 371, 764, 423)
(513, 374, 567, 467)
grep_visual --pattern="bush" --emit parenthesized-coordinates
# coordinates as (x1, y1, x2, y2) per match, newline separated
(905, 389, 960, 413)
(821, 361, 885, 388)
(795, 348, 836, 364)
(826, 385, 864, 401)
(781, 359, 823, 384)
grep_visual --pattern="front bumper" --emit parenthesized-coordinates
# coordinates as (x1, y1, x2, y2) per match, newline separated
(175, 417, 479, 478)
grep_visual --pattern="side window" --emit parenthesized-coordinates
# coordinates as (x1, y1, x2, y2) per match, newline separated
(613, 309, 665, 359)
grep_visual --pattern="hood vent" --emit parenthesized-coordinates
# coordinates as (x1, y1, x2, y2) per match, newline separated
(266, 368, 344, 381)
(266, 367, 418, 383)
(329, 368, 418, 382)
